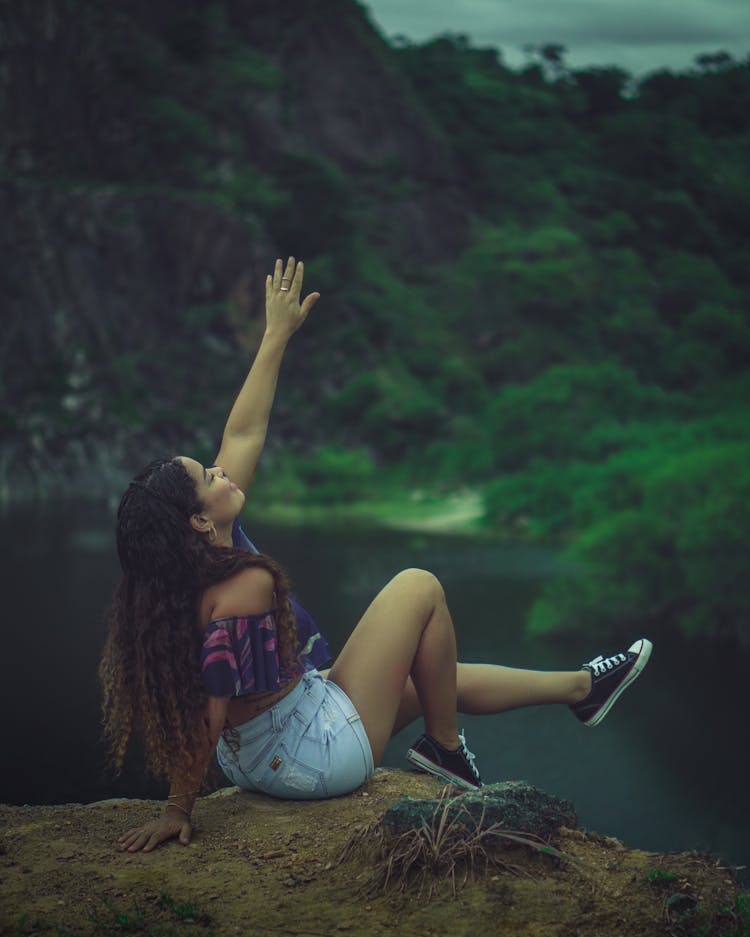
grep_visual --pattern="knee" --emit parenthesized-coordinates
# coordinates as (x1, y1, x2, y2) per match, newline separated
(394, 568, 445, 604)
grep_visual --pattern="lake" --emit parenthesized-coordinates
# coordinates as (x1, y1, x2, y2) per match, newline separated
(3, 501, 748, 879)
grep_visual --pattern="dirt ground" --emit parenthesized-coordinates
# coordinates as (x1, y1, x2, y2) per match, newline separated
(0, 769, 745, 937)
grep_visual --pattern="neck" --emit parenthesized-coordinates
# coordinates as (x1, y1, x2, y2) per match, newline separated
(214, 521, 234, 548)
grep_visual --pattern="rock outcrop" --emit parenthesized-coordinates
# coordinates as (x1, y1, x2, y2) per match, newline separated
(1, 769, 745, 937)
(383, 780, 578, 838)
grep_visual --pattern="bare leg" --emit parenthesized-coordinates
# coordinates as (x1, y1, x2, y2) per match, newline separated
(390, 664, 592, 735)
(326, 568, 461, 766)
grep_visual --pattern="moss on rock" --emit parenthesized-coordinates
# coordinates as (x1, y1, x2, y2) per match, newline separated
(383, 780, 577, 838)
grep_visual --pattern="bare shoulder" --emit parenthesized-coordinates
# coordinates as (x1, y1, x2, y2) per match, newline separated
(199, 567, 275, 629)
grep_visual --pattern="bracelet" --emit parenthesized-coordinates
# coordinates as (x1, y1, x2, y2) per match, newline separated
(165, 802, 192, 818)
(168, 787, 201, 799)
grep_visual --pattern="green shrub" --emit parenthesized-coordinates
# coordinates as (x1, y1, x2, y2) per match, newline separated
(527, 508, 681, 637)
(486, 362, 680, 471)
(525, 440, 750, 643)
(298, 446, 377, 504)
(645, 868, 677, 885)
(147, 97, 216, 150)
(483, 460, 594, 537)
(334, 367, 445, 459)
(220, 48, 283, 90)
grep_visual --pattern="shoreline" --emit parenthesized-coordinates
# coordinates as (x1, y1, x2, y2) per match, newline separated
(2, 482, 563, 546)
(249, 489, 486, 534)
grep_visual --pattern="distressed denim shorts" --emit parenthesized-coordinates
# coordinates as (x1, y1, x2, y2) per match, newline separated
(215, 669, 375, 799)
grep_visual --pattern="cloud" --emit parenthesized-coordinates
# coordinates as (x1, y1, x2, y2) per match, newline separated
(476, 1, 744, 45)
(362, 0, 750, 72)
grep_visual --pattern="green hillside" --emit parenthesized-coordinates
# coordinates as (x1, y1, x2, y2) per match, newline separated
(1, 2, 748, 643)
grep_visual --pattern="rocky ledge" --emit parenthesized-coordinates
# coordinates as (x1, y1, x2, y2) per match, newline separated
(0, 770, 746, 937)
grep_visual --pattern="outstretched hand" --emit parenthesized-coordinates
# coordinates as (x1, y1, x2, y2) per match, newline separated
(265, 256, 320, 340)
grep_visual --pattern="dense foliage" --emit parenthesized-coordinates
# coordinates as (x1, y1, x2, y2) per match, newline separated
(2, 2, 749, 643)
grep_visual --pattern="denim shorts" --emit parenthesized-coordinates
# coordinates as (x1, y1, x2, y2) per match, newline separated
(215, 669, 375, 799)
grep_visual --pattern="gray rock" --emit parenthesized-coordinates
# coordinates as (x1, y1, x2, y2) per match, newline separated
(383, 780, 577, 839)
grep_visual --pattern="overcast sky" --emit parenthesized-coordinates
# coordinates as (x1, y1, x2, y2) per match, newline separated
(361, 0, 750, 77)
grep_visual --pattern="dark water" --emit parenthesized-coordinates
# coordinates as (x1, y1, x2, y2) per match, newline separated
(3, 502, 748, 878)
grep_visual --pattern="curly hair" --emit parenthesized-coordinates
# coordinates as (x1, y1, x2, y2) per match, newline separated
(97, 456, 299, 791)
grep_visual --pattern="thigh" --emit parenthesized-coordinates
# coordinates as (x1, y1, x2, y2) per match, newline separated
(320, 668, 423, 738)
(326, 568, 440, 765)
(392, 676, 422, 734)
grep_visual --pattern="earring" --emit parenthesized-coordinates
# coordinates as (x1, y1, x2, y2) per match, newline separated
(208, 526, 217, 543)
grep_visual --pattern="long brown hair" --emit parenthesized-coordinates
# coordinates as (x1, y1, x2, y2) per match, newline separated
(98, 456, 298, 789)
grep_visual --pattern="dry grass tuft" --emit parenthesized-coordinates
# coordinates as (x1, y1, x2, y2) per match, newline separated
(339, 786, 575, 897)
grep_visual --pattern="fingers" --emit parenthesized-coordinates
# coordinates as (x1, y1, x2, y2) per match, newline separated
(116, 822, 185, 853)
(117, 828, 151, 853)
(266, 256, 318, 325)
(272, 256, 295, 291)
(300, 292, 320, 316)
(117, 827, 141, 849)
(283, 256, 295, 289)
(288, 260, 304, 301)
(143, 832, 163, 852)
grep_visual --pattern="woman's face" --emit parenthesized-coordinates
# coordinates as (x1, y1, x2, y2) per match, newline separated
(177, 456, 245, 529)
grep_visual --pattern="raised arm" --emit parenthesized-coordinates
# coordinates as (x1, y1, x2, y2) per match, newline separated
(213, 256, 320, 492)
(116, 694, 230, 853)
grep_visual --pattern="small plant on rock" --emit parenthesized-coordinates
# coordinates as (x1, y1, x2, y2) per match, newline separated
(339, 786, 573, 897)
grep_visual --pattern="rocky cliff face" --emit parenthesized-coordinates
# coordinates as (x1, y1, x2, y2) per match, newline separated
(2, 1, 462, 187)
(0, 0, 471, 500)
(0, 179, 268, 501)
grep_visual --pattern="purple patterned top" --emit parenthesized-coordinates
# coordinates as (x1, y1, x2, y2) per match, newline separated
(199, 519, 331, 698)
(201, 611, 305, 697)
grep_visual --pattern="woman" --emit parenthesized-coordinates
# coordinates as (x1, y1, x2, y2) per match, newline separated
(101, 256, 652, 854)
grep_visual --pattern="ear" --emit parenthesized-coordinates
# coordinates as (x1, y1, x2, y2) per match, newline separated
(189, 513, 212, 535)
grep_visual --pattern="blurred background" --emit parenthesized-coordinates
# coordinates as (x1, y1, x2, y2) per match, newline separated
(1, 0, 748, 876)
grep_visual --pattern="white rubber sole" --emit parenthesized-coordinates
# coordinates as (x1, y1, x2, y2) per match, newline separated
(585, 637, 653, 727)
(405, 749, 481, 790)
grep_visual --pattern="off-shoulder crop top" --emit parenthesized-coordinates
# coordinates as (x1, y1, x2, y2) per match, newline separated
(199, 519, 331, 698)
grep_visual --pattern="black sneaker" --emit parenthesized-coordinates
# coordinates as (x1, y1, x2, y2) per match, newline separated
(570, 638, 653, 727)
(405, 730, 482, 789)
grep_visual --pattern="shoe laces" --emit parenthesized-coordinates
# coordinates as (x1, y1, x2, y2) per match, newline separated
(585, 652, 627, 677)
(457, 729, 481, 782)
